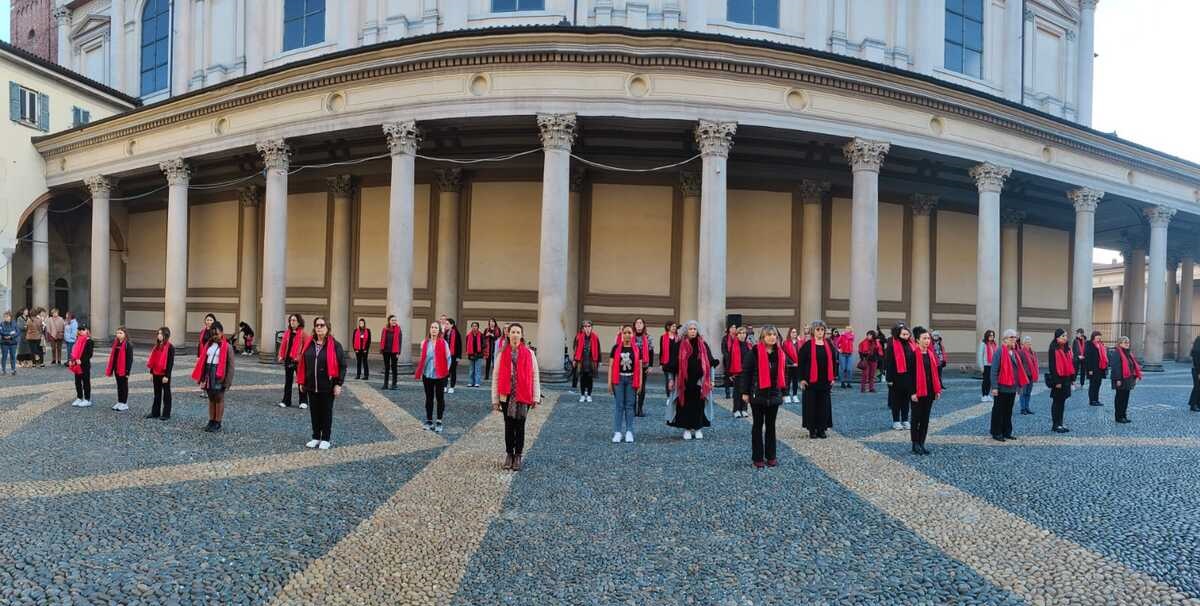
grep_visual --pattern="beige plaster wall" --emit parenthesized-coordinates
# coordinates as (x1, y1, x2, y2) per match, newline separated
(468, 181, 541, 291)
(934, 210, 978, 305)
(1020, 224, 1070, 310)
(357, 184, 431, 290)
(284, 193, 328, 289)
(589, 184, 673, 296)
(187, 200, 239, 289)
(727, 190, 791, 298)
(124, 310, 162, 332)
(877, 202, 904, 302)
(127, 210, 166, 290)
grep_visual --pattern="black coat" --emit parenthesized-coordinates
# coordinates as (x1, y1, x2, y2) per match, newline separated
(797, 341, 835, 390)
(73, 339, 94, 367)
(740, 344, 785, 405)
(884, 341, 915, 392)
(1109, 347, 1139, 391)
(1084, 341, 1109, 378)
(300, 339, 348, 394)
(1045, 344, 1074, 391)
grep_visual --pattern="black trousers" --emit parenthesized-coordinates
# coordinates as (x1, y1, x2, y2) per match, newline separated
(355, 351, 369, 379)
(115, 376, 129, 404)
(151, 374, 172, 417)
(911, 397, 933, 445)
(750, 401, 779, 462)
(1077, 359, 1087, 385)
(889, 384, 911, 422)
(448, 358, 459, 388)
(786, 366, 800, 396)
(990, 392, 1015, 437)
(485, 355, 495, 381)
(981, 366, 992, 396)
(635, 378, 647, 416)
(1114, 389, 1131, 421)
(1051, 389, 1069, 428)
(74, 367, 91, 400)
(422, 376, 446, 421)
(504, 412, 527, 455)
(1190, 368, 1200, 409)
(282, 364, 307, 406)
(731, 374, 746, 412)
(1087, 373, 1103, 404)
(308, 391, 334, 440)
(579, 371, 594, 396)
(382, 353, 399, 388)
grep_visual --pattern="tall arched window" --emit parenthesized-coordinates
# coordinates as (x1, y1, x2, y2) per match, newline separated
(283, 0, 326, 51)
(139, 0, 171, 96)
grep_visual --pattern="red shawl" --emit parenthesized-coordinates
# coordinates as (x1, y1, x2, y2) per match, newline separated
(353, 328, 370, 352)
(105, 340, 129, 378)
(615, 333, 651, 363)
(914, 346, 942, 397)
(783, 339, 799, 364)
(466, 331, 486, 357)
(1117, 347, 1142, 381)
(191, 339, 231, 383)
(1054, 346, 1075, 377)
(197, 328, 210, 358)
(608, 341, 644, 390)
(380, 325, 403, 354)
(496, 342, 537, 405)
(297, 336, 340, 389)
(891, 338, 910, 373)
(147, 343, 170, 376)
(756, 343, 786, 389)
(675, 337, 713, 401)
(659, 333, 674, 366)
(445, 328, 458, 355)
(1093, 340, 1108, 370)
(728, 339, 744, 374)
(808, 340, 836, 383)
(278, 328, 304, 362)
(414, 338, 450, 380)
(573, 332, 601, 365)
(997, 345, 1029, 387)
(1020, 348, 1040, 383)
(984, 341, 998, 363)
(68, 334, 90, 376)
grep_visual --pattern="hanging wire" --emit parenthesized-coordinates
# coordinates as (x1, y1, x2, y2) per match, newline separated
(188, 171, 266, 190)
(416, 148, 543, 165)
(288, 153, 392, 176)
(569, 152, 701, 173)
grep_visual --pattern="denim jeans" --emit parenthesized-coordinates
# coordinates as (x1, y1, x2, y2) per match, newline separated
(1018, 383, 1033, 412)
(469, 358, 483, 386)
(0, 344, 15, 372)
(612, 375, 636, 434)
(839, 353, 854, 381)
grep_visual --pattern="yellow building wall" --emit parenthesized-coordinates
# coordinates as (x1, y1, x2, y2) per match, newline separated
(589, 184, 673, 296)
(124, 310, 163, 332)
(829, 198, 851, 300)
(935, 211, 978, 305)
(357, 185, 431, 290)
(127, 210, 166, 289)
(1020, 225, 1070, 310)
(285, 193, 328, 289)
(187, 200, 240, 288)
(828, 198, 905, 301)
(468, 182, 541, 292)
(727, 190, 791, 297)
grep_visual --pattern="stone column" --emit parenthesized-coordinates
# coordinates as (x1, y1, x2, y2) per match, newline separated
(1109, 286, 1121, 327)
(799, 180, 829, 325)
(256, 140, 290, 360)
(678, 172, 701, 323)
(1165, 257, 1179, 358)
(969, 163, 1012, 338)
(110, 0, 125, 91)
(1179, 255, 1195, 360)
(1125, 242, 1147, 350)
(384, 121, 420, 366)
(1068, 187, 1104, 332)
(1078, 0, 1098, 125)
(160, 159, 191, 346)
(844, 139, 890, 338)
(909, 194, 937, 328)
(237, 186, 260, 340)
(0, 247, 13, 314)
(535, 114, 578, 379)
(31, 203, 49, 311)
(1143, 206, 1175, 370)
(53, 7, 71, 70)
(1000, 209, 1024, 332)
(328, 176, 355, 345)
(433, 168, 462, 322)
(1002, 0, 1024, 101)
(86, 176, 112, 339)
(696, 120, 737, 339)
(566, 168, 586, 338)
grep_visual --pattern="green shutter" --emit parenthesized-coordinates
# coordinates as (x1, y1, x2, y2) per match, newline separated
(8, 82, 18, 123)
(36, 92, 49, 131)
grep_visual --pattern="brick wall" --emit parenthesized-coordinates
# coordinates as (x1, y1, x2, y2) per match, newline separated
(10, 0, 57, 64)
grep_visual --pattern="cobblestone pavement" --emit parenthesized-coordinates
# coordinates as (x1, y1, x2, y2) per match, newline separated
(1, 360, 1199, 605)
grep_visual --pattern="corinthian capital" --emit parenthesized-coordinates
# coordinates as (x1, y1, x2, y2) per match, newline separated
(678, 172, 701, 198)
(1067, 187, 1104, 213)
(239, 185, 261, 208)
(537, 114, 577, 151)
(52, 6, 70, 25)
(159, 158, 191, 186)
(969, 163, 1012, 193)
(1001, 209, 1026, 226)
(842, 138, 889, 172)
(435, 168, 463, 193)
(1080, 0, 1099, 11)
(911, 194, 939, 216)
(694, 120, 737, 158)
(798, 180, 831, 204)
(384, 121, 421, 156)
(327, 175, 356, 198)
(1145, 205, 1176, 228)
(84, 175, 113, 196)
(256, 139, 291, 171)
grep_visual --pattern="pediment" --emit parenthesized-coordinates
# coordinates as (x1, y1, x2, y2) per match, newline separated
(1030, 0, 1080, 21)
(69, 13, 111, 40)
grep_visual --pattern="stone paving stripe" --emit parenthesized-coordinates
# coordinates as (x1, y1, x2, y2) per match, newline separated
(89, 383, 282, 396)
(879, 434, 1200, 448)
(864, 399, 1004, 443)
(0, 374, 155, 400)
(346, 382, 449, 443)
(769, 405, 1200, 606)
(0, 389, 75, 439)
(269, 396, 559, 606)
(0, 439, 432, 500)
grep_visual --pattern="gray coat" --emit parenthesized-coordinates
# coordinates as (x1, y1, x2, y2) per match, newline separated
(989, 347, 1028, 394)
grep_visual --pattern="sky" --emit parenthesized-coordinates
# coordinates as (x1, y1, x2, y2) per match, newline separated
(0, 1, 9, 43)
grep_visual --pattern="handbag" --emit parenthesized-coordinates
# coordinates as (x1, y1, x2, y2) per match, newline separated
(856, 358, 867, 371)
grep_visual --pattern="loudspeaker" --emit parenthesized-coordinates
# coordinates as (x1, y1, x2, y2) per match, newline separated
(725, 313, 743, 328)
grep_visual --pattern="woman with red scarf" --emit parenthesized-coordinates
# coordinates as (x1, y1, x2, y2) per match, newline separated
(145, 326, 175, 420)
(988, 329, 1027, 442)
(67, 325, 94, 407)
(727, 326, 751, 418)
(105, 327, 135, 412)
(977, 330, 998, 403)
(352, 318, 371, 381)
(197, 313, 216, 358)
(379, 315, 403, 390)
(483, 318, 503, 381)
(631, 317, 655, 417)
(416, 322, 452, 432)
(783, 327, 802, 403)
(908, 326, 942, 455)
(1084, 330, 1110, 407)
(885, 324, 915, 431)
(277, 314, 308, 409)
(1017, 336, 1040, 415)
(192, 321, 235, 432)
(1046, 328, 1075, 434)
(669, 320, 718, 440)
(609, 325, 643, 443)
(721, 325, 739, 399)
(740, 325, 786, 468)
(857, 330, 882, 393)
(443, 318, 463, 394)
(465, 321, 488, 388)
(1110, 336, 1141, 424)
(798, 321, 836, 439)
(659, 322, 680, 398)
(572, 321, 601, 403)
(492, 323, 541, 471)
(297, 316, 347, 450)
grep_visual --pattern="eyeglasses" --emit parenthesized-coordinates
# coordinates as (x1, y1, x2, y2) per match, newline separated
(315, 323, 327, 328)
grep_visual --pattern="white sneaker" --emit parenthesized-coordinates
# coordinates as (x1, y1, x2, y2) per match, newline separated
(78, 400, 92, 407)
(784, 395, 793, 404)
(902, 421, 911, 430)
(694, 429, 704, 440)
(278, 402, 288, 408)
(299, 402, 308, 409)
(579, 395, 587, 403)
(683, 430, 693, 440)
(318, 441, 331, 450)
(586, 396, 593, 403)
(71, 399, 82, 407)
(624, 431, 634, 443)
(113, 403, 129, 412)
(306, 439, 320, 448)
(612, 432, 622, 443)
(434, 421, 444, 434)
(892, 421, 902, 430)
(980, 395, 988, 403)
(447, 387, 455, 394)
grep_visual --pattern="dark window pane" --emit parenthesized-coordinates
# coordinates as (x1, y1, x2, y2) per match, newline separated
(284, 0, 303, 20)
(945, 13, 962, 43)
(157, 66, 169, 90)
(947, 0, 963, 14)
(964, 0, 984, 21)
(141, 71, 154, 94)
(305, 12, 325, 45)
(728, 0, 753, 24)
(283, 19, 304, 50)
(964, 21, 982, 51)
(492, 0, 517, 12)
(756, 0, 779, 27)
(944, 43, 962, 72)
(964, 49, 982, 78)
(517, 0, 545, 8)
(308, 0, 325, 13)
(157, 13, 170, 38)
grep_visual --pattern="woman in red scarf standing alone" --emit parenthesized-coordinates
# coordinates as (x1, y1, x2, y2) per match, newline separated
(740, 325, 786, 468)
(192, 321, 235, 432)
(727, 326, 751, 418)
(465, 322, 488, 388)
(297, 317, 347, 450)
(277, 314, 308, 409)
(572, 321, 601, 403)
(105, 327, 135, 412)
(1046, 328, 1075, 434)
(908, 326, 942, 455)
(492, 323, 541, 471)
(379, 315, 403, 390)
(352, 318, 371, 381)
(145, 327, 175, 420)
(858, 330, 882, 393)
(885, 324, 915, 431)
(1084, 331, 1109, 407)
(659, 322, 679, 398)
(1110, 336, 1141, 424)
(798, 321, 836, 439)
(669, 320, 717, 440)
(630, 318, 654, 417)
(416, 322, 452, 433)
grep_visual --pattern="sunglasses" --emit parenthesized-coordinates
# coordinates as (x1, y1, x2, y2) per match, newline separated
(315, 323, 327, 328)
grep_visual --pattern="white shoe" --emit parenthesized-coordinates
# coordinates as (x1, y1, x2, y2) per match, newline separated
(434, 421, 444, 433)
(71, 399, 82, 407)
(299, 402, 308, 409)
(892, 421, 902, 430)
(694, 429, 704, 440)
(78, 400, 92, 407)
(306, 439, 320, 448)
(624, 431, 634, 443)
(902, 421, 911, 430)
(113, 403, 129, 412)
(278, 402, 288, 408)
(447, 387, 455, 394)
(613, 432, 623, 443)
(579, 395, 587, 403)
(784, 395, 793, 404)
(586, 396, 593, 403)
(318, 441, 331, 450)
(980, 395, 988, 403)
(683, 430, 693, 440)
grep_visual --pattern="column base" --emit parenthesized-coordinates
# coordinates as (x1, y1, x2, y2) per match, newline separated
(258, 351, 281, 364)
(398, 362, 415, 377)
(539, 368, 572, 384)
(1140, 363, 1165, 372)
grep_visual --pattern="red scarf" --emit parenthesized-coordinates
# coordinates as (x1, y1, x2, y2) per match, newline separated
(675, 337, 713, 400)
(1117, 347, 1142, 380)
(891, 338, 910, 373)
(615, 333, 651, 362)
(466, 331, 486, 357)
(496, 342, 536, 405)
(573, 332, 601, 364)
(297, 336, 340, 389)
(197, 328, 210, 358)
(1053, 346, 1075, 377)
(756, 343, 786, 389)
(191, 339, 230, 383)
(996, 345, 1028, 387)
(660, 333, 674, 366)
(914, 346, 942, 397)
(414, 338, 450, 380)
(445, 329, 458, 354)
(1020, 348, 1040, 383)
(608, 340, 643, 390)
(278, 328, 304, 362)
(1092, 340, 1108, 370)
(380, 325, 403, 353)
(105, 340, 129, 378)
(808, 340, 835, 383)
(728, 339, 744, 374)
(353, 328, 370, 352)
(68, 334, 90, 376)
(783, 339, 799, 364)
(984, 341, 998, 363)
(147, 342, 170, 376)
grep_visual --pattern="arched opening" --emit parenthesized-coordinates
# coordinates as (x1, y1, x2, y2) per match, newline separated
(54, 278, 70, 313)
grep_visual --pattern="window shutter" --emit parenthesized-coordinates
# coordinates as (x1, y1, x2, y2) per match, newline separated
(36, 92, 49, 131)
(82, 109, 91, 125)
(8, 82, 18, 123)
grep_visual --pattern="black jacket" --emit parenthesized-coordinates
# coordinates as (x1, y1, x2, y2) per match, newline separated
(740, 344, 786, 405)
(1046, 344, 1073, 390)
(884, 340, 915, 392)
(1109, 347, 1139, 391)
(73, 339, 94, 367)
(300, 339, 348, 394)
(797, 340, 835, 390)
(149, 343, 175, 377)
(1084, 341, 1109, 378)
(110, 340, 135, 376)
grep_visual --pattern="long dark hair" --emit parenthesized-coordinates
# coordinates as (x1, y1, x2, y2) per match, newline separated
(982, 329, 996, 343)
